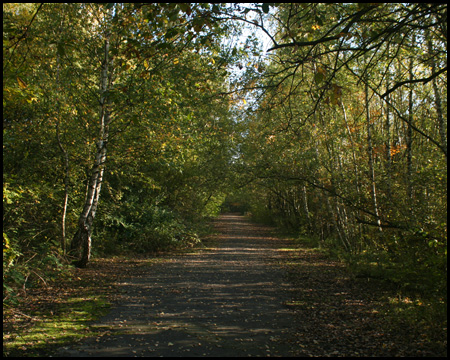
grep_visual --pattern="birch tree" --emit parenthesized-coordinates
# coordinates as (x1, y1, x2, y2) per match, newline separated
(69, 8, 112, 267)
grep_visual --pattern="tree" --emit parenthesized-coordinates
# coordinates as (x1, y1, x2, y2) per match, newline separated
(64, 3, 234, 266)
(231, 3, 446, 292)
(3, 2, 238, 273)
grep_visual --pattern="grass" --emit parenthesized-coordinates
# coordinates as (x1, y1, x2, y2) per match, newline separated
(3, 256, 131, 357)
(382, 294, 447, 343)
(4, 294, 111, 357)
(280, 232, 447, 356)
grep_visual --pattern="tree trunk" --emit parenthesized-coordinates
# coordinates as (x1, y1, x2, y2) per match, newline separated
(56, 127, 70, 255)
(365, 77, 382, 232)
(384, 41, 392, 198)
(426, 33, 447, 162)
(406, 35, 415, 203)
(70, 31, 111, 268)
(301, 184, 312, 234)
(55, 30, 70, 256)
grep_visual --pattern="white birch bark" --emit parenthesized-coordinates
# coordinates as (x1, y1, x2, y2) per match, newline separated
(71, 24, 111, 267)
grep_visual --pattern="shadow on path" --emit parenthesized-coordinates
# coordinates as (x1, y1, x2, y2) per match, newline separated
(56, 214, 299, 357)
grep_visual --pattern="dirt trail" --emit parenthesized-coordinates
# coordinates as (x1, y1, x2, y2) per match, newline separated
(56, 214, 300, 357)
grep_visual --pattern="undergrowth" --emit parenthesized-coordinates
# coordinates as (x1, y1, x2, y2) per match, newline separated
(3, 272, 112, 357)
(274, 226, 447, 355)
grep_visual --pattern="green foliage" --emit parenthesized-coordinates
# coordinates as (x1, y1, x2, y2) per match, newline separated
(383, 295, 447, 339)
(3, 2, 238, 300)
(4, 292, 111, 357)
(3, 176, 70, 303)
(96, 202, 200, 254)
(228, 3, 447, 305)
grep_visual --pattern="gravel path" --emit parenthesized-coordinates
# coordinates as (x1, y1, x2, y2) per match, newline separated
(56, 214, 299, 357)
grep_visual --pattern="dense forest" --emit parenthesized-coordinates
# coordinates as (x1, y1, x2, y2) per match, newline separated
(3, 2, 447, 337)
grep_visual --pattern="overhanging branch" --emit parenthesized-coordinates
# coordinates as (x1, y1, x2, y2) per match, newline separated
(381, 66, 447, 98)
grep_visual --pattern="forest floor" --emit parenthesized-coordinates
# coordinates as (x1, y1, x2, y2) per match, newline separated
(4, 214, 446, 357)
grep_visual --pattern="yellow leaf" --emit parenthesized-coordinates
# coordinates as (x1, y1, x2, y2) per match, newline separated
(17, 76, 27, 89)
(173, 58, 179, 65)
(144, 59, 149, 69)
(317, 66, 326, 75)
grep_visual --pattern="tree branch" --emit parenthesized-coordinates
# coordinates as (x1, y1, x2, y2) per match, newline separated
(267, 36, 340, 52)
(381, 66, 447, 98)
(4, 3, 44, 72)
(267, 5, 379, 52)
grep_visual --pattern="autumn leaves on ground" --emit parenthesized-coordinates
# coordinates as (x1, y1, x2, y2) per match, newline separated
(3, 215, 446, 357)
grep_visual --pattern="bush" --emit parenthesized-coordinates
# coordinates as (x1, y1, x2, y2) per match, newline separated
(95, 203, 201, 254)
(3, 181, 72, 305)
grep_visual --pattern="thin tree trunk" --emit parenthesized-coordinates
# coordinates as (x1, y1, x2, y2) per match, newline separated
(406, 36, 415, 203)
(56, 125, 69, 255)
(302, 184, 312, 233)
(54, 17, 70, 255)
(384, 42, 392, 198)
(365, 77, 382, 232)
(341, 102, 361, 200)
(70, 31, 111, 267)
(427, 34, 447, 162)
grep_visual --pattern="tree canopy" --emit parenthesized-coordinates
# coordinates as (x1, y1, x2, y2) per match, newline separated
(3, 3, 447, 303)
(228, 3, 447, 295)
